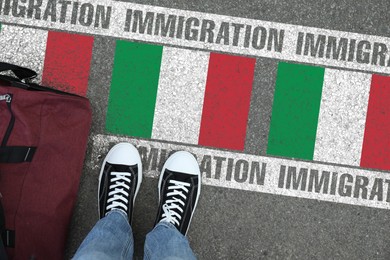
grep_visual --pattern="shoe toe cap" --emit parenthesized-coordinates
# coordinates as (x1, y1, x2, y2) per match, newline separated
(106, 143, 141, 166)
(165, 151, 200, 175)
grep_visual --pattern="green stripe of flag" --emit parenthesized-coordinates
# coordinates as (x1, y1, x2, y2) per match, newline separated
(106, 41, 163, 138)
(267, 62, 325, 160)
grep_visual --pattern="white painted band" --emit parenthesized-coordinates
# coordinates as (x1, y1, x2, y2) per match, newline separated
(92, 134, 390, 210)
(1, 0, 390, 74)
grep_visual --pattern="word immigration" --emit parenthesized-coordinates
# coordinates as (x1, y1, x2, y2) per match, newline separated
(124, 10, 284, 52)
(136, 145, 267, 186)
(0, 0, 112, 28)
(278, 165, 390, 203)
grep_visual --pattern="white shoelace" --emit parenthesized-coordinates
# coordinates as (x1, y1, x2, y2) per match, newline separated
(106, 171, 131, 212)
(161, 180, 191, 226)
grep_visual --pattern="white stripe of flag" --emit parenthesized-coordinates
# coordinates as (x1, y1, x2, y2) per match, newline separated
(314, 69, 371, 165)
(0, 25, 47, 82)
(152, 47, 210, 144)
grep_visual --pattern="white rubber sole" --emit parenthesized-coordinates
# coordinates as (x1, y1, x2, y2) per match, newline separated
(98, 142, 142, 216)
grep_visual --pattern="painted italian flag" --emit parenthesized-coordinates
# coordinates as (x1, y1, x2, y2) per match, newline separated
(268, 62, 390, 171)
(0, 24, 94, 96)
(106, 41, 256, 151)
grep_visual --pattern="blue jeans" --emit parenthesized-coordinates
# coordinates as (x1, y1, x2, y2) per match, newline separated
(72, 210, 196, 260)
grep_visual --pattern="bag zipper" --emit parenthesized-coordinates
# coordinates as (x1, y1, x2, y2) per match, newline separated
(0, 94, 11, 103)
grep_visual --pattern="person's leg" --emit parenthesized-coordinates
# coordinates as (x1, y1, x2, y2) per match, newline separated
(73, 210, 133, 260)
(144, 151, 201, 260)
(144, 222, 196, 260)
(73, 143, 143, 260)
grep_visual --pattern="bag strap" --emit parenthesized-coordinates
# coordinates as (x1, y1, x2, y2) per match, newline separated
(0, 92, 37, 163)
(0, 62, 37, 81)
(0, 198, 10, 257)
(0, 72, 79, 97)
(0, 146, 36, 163)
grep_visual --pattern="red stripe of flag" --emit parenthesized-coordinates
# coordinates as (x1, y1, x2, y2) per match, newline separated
(360, 74, 390, 171)
(198, 53, 256, 151)
(42, 31, 94, 96)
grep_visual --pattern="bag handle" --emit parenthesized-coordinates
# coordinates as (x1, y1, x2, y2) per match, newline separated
(0, 62, 79, 97)
(0, 62, 37, 81)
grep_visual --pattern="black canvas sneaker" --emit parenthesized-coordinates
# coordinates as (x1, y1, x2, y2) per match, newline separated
(154, 151, 201, 236)
(98, 143, 142, 224)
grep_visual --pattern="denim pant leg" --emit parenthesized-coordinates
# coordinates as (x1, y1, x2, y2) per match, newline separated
(73, 210, 134, 260)
(144, 222, 196, 260)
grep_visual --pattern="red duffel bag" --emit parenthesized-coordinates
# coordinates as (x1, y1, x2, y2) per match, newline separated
(0, 62, 92, 259)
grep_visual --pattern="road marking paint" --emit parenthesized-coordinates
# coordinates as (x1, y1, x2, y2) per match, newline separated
(0, 24, 47, 82)
(106, 41, 163, 137)
(198, 53, 256, 151)
(42, 31, 94, 96)
(361, 75, 390, 171)
(1, 0, 390, 74)
(91, 134, 390, 210)
(267, 62, 324, 160)
(152, 47, 209, 144)
(314, 69, 371, 166)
